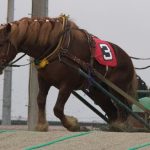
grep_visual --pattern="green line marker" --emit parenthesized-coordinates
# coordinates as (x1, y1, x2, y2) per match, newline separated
(24, 131, 91, 150)
(0, 130, 16, 133)
(128, 142, 150, 150)
(0, 130, 7, 133)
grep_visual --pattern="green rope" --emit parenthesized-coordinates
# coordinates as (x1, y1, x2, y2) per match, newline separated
(0, 130, 7, 133)
(128, 142, 150, 150)
(24, 131, 91, 150)
(0, 130, 15, 133)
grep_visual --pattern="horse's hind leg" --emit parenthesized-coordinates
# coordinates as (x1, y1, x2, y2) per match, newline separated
(110, 74, 134, 122)
(108, 70, 137, 131)
(35, 75, 50, 132)
(53, 84, 85, 132)
(88, 86, 118, 123)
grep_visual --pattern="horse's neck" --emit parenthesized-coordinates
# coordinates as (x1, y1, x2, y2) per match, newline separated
(20, 45, 43, 58)
(22, 32, 62, 59)
(10, 17, 82, 59)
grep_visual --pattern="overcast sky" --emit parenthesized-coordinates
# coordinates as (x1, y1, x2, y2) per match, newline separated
(0, 0, 150, 122)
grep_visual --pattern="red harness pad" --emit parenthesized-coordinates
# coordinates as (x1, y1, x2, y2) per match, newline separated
(93, 36, 117, 67)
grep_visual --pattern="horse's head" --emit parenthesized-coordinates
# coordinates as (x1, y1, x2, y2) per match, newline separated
(0, 23, 17, 74)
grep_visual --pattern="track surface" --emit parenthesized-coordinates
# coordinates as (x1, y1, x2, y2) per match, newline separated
(0, 125, 150, 150)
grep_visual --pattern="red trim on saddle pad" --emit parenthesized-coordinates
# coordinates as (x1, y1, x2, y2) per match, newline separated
(93, 36, 117, 67)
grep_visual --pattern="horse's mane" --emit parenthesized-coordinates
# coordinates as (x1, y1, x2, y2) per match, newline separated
(9, 16, 79, 49)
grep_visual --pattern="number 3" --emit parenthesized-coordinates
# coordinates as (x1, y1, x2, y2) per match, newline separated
(100, 44, 112, 60)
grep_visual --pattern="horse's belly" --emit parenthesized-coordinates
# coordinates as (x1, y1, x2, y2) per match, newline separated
(38, 61, 83, 89)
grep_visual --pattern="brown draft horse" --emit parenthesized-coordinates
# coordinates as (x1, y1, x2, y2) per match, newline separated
(0, 15, 137, 131)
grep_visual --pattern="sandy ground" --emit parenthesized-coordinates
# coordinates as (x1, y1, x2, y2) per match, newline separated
(0, 125, 150, 150)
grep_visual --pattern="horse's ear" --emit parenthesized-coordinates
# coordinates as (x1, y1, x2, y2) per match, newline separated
(4, 23, 11, 34)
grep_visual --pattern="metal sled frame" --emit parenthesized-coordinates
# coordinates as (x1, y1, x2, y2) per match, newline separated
(61, 59, 150, 130)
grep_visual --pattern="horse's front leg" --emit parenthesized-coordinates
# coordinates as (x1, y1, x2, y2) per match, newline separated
(35, 75, 50, 132)
(53, 85, 86, 132)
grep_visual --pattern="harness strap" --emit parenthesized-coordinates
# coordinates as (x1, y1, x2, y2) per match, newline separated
(37, 15, 69, 69)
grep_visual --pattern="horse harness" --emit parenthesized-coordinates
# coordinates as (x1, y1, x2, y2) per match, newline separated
(4, 15, 108, 77)
(34, 15, 99, 74)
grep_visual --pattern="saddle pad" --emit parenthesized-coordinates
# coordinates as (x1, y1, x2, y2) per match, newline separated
(93, 36, 117, 67)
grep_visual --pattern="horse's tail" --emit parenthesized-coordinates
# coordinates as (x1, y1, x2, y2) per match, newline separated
(128, 69, 138, 100)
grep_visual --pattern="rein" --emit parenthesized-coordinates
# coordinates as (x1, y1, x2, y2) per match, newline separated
(130, 56, 150, 70)
(2, 53, 31, 68)
(131, 56, 150, 60)
(7, 53, 31, 67)
(6, 43, 31, 67)
(134, 66, 150, 70)
(0, 41, 28, 68)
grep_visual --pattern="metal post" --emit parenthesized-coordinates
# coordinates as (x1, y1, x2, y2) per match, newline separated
(28, 0, 48, 131)
(32, 0, 48, 17)
(2, 0, 14, 125)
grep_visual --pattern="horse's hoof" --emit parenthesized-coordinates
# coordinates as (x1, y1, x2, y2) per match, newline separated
(80, 126, 90, 132)
(62, 116, 80, 132)
(109, 121, 128, 132)
(69, 126, 90, 132)
(35, 122, 49, 132)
